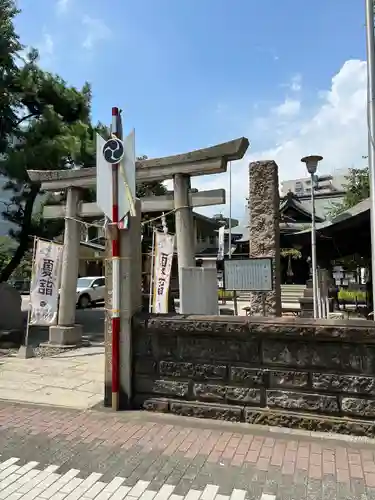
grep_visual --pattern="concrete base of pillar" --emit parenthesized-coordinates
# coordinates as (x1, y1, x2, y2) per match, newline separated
(47, 324, 83, 346)
(17, 345, 35, 359)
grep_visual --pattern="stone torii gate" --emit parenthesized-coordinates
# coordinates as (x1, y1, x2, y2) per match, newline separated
(29, 136, 248, 281)
(28, 137, 248, 407)
(43, 188, 226, 308)
(42, 189, 226, 219)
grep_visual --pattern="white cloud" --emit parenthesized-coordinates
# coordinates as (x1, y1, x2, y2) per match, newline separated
(82, 15, 111, 50)
(273, 98, 301, 117)
(56, 0, 70, 15)
(36, 33, 54, 65)
(290, 74, 302, 92)
(188, 59, 367, 222)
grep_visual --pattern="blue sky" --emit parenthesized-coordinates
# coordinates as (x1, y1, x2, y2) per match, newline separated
(15, 0, 367, 221)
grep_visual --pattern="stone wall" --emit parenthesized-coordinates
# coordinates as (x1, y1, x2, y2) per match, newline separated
(132, 314, 375, 434)
(248, 161, 281, 316)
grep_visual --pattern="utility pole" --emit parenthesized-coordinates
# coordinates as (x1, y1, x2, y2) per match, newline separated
(365, 0, 375, 314)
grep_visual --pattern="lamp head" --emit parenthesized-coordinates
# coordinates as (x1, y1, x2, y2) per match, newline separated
(301, 155, 323, 175)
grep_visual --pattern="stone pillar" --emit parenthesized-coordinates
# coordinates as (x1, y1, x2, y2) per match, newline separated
(104, 200, 142, 409)
(248, 161, 281, 316)
(49, 187, 83, 345)
(173, 174, 195, 299)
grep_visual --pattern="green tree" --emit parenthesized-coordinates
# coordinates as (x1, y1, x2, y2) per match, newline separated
(0, 90, 92, 281)
(0, 1, 93, 281)
(0, 0, 23, 155)
(0, 1, 168, 282)
(329, 166, 369, 218)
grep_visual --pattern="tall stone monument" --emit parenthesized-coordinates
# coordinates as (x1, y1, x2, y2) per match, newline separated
(248, 161, 281, 316)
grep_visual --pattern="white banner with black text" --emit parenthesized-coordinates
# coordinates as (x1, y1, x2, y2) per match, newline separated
(29, 239, 64, 326)
(152, 231, 175, 314)
(217, 225, 225, 261)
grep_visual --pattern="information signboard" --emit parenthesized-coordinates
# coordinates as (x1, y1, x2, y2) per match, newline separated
(224, 258, 273, 291)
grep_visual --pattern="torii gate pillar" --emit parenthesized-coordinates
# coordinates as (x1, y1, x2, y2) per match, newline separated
(49, 187, 83, 345)
(173, 174, 195, 275)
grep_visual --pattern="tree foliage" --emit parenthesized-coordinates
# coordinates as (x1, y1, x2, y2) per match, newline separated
(0, 0, 93, 281)
(0, 0, 22, 154)
(0, 1, 167, 281)
(329, 167, 369, 219)
(0, 235, 30, 279)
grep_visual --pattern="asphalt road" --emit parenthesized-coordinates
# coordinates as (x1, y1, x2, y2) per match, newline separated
(20, 295, 105, 346)
(19, 294, 239, 347)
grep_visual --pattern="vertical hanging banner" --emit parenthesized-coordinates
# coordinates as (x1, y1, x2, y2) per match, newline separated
(152, 231, 175, 313)
(29, 239, 64, 326)
(217, 225, 225, 261)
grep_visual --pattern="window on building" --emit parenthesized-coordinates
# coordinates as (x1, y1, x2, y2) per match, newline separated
(295, 181, 303, 194)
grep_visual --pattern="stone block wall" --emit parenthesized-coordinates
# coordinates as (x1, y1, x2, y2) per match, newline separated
(132, 314, 375, 431)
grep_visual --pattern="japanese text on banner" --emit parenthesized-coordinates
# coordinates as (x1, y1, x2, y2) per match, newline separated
(29, 240, 64, 326)
(152, 231, 174, 314)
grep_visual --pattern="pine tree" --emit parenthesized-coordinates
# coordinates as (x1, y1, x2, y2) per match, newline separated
(0, 1, 92, 281)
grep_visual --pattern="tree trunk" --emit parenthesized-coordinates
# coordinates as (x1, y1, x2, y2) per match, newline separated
(0, 184, 39, 282)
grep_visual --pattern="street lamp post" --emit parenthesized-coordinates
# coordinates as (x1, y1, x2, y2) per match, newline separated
(365, 0, 375, 315)
(301, 155, 323, 319)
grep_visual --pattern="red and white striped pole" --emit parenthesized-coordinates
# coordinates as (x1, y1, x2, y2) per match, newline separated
(111, 106, 121, 410)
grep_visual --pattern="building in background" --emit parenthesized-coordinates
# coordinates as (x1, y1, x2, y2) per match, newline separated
(280, 169, 349, 221)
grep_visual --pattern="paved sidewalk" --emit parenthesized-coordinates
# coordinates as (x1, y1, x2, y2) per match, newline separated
(1, 402, 375, 499)
(0, 347, 104, 409)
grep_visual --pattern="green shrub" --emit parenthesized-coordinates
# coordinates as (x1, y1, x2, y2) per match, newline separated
(218, 289, 234, 299)
(338, 288, 366, 302)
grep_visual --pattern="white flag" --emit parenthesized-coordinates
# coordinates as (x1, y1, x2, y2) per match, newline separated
(152, 231, 175, 313)
(29, 240, 64, 326)
(217, 225, 225, 261)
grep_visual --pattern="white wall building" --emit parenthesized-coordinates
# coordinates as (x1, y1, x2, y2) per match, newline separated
(281, 169, 349, 198)
(280, 169, 350, 220)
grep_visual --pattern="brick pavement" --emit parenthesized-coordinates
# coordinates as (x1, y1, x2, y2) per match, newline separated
(1, 402, 375, 499)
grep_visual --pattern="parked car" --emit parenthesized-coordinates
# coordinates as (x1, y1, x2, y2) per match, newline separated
(9, 279, 31, 294)
(75, 276, 105, 309)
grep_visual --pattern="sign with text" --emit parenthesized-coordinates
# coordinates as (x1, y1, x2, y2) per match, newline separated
(152, 231, 175, 313)
(29, 239, 64, 326)
(224, 258, 273, 291)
